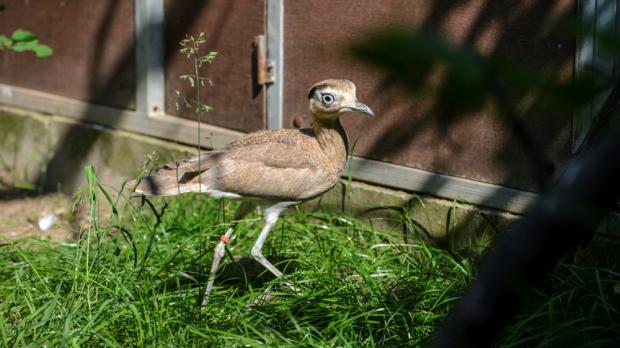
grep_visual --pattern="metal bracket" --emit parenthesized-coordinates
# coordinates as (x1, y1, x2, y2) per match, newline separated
(254, 35, 275, 85)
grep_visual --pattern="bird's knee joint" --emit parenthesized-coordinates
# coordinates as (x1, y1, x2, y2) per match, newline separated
(250, 247, 263, 260)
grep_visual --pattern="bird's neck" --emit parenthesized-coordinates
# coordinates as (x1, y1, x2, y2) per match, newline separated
(312, 115, 349, 170)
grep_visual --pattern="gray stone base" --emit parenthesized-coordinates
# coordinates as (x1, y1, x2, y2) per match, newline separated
(306, 179, 517, 250)
(0, 106, 192, 193)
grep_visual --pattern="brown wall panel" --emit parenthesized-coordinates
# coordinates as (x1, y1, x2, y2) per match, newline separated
(283, 0, 574, 191)
(0, 0, 135, 109)
(165, 0, 265, 133)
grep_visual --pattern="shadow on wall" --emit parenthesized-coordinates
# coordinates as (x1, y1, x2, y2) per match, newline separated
(352, 1, 591, 193)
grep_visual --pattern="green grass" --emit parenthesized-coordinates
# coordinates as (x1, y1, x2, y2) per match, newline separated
(0, 175, 619, 347)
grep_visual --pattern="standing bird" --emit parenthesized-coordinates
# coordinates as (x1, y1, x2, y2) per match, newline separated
(128, 79, 374, 307)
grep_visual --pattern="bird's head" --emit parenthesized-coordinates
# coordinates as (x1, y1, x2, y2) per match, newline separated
(308, 79, 374, 120)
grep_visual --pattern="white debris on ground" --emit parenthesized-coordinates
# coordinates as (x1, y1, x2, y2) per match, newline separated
(38, 212, 59, 231)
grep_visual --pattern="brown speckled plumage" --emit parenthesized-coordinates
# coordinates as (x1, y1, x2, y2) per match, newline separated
(127, 79, 374, 306)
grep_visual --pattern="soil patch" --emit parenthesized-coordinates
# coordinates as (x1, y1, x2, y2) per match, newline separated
(0, 179, 85, 242)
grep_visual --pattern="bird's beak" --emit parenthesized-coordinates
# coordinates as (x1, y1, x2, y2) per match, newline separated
(345, 101, 374, 116)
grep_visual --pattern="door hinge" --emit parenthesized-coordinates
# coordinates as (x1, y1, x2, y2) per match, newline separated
(254, 35, 275, 85)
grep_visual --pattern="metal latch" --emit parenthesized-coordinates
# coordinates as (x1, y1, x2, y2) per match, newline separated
(254, 35, 275, 85)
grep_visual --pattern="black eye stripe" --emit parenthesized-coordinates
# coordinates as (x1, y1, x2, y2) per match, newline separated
(307, 84, 329, 99)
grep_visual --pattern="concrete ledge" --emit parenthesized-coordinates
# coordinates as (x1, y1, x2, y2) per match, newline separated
(306, 179, 517, 249)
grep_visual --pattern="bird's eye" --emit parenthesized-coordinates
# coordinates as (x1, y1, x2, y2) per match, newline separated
(321, 93, 335, 105)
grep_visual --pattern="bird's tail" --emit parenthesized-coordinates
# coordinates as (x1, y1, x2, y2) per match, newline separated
(127, 151, 221, 196)
(127, 175, 185, 196)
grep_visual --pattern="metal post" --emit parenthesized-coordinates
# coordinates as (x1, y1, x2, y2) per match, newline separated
(266, 0, 284, 129)
(134, 0, 166, 117)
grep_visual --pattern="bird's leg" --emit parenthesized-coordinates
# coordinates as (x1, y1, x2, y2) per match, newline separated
(201, 201, 255, 309)
(250, 201, 299, 292)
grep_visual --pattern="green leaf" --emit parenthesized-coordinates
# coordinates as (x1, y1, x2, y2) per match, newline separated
(10, 40, 38, 52)
(11, 29, 37, 42)
(33, 44, 53, 57)
(0, 35, 12, 48)
(179, 74, 196, 87)
(97, 182, 118, 217)
(9, 40, 53, 57)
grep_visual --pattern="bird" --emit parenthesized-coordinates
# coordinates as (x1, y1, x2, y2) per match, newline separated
(127, 79, 374, 308)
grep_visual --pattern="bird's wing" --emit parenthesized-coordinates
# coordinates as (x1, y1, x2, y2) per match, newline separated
(218, 128, 322, 170)
(195, 130, 337, 200)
